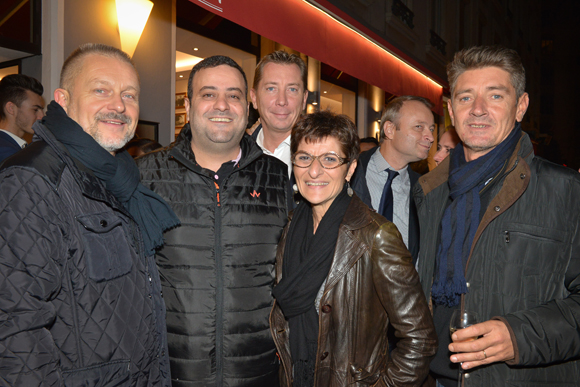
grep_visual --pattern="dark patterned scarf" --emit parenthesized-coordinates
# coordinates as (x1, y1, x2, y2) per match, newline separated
(432, 123, 522, 307)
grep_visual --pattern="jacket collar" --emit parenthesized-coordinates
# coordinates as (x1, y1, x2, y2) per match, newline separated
(169, 123, 265, 174)
(418, 130, 533, 197)
(33, 122, 129, 214)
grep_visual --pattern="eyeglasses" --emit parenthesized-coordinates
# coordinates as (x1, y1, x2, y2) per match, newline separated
(292, 151, 350, 169)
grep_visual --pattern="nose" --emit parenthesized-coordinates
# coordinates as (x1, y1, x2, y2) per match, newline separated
(276, 90, 288, 106)
(433, 149, 444, 164)
(108, 93, 126, 113)
(470, 96, 487, 117)
(425, 129, 435, 144)
(36, 109, 44, 120)
(213, 94, 230, 112)
(307, 157, 324, 178)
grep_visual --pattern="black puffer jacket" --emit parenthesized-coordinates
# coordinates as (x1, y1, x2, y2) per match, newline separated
(137, 124, 289, 387)
(414, 132, 580, 386)
(0, 122, 170, 386)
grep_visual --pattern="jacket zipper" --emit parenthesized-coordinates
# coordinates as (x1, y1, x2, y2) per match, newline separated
(214, 181, 224, 386)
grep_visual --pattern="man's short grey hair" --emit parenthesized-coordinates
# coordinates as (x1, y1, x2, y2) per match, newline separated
(447, 45, 526, 101)
(60, 43, 137, 94)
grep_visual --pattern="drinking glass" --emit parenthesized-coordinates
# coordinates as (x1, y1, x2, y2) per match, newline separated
(449, 310, 479, 387)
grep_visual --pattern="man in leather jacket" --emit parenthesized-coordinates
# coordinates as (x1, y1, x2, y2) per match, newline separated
(415, 45, 580, 386)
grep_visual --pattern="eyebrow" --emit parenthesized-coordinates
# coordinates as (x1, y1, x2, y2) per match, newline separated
(89, 79, 139, 92)
(199, 86, 244, 94)
(455, 85, 511, 96)
(264, 81, 302, 86)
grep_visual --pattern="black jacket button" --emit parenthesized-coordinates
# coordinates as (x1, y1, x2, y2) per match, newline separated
(100, 219, 108, 227)
(321, 352, 328, 360)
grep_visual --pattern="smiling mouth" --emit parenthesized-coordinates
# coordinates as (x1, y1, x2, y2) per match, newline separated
(469, 124, 489, 128)
(209, 117, 233, 122)
(306, 182, 328, 186)
(101, 120, 125, 125)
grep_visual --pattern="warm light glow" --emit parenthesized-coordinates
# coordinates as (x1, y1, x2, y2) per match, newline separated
(176, 51, 204, 72)
(116, 0, 154, 57)
(194, 48, 199, 51)
(301, 0, 443, 89)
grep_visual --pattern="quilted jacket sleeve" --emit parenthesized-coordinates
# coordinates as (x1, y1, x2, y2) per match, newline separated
(0, 168, 66, 386)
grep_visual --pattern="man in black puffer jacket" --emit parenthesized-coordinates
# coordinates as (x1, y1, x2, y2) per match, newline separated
(138, 56, 289, 387)
(0, 44, 177, 386)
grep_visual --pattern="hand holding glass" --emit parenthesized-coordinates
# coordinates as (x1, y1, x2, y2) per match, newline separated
(449, 310, 479, 387)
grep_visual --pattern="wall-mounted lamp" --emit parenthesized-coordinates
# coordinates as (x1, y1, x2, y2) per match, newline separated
(116, 0, 154, 57)
(306, 90, 320, 106)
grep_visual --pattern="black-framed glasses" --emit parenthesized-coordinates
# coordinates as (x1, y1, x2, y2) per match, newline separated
(292, 151, 350, 169)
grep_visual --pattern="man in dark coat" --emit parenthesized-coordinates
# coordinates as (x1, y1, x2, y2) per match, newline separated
(138, 56, 289, 387)
(0, 74, 44, 162)
(351, 95, 435, 264)
(0, 43, 177, 386)
(415, 45, 580, 387)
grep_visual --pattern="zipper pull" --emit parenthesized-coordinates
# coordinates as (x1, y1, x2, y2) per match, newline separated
(504, 230, 510, 243)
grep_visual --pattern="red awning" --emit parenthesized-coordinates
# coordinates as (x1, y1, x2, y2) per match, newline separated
(190, 0, 445, 114)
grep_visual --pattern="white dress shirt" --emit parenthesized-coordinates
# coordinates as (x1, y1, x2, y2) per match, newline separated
(255, 129, 292, 178)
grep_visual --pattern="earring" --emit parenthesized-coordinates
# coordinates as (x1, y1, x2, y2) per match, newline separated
(293, 184, 298, 194)
(346, 181, 353, 197)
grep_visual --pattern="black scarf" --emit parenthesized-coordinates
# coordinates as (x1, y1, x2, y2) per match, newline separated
(42, 101, 180, 255)
(272, 184, 352, 387)
(431, 123, 522, 307)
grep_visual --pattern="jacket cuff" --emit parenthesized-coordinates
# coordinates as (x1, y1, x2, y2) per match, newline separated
(492, 316, 519, 365)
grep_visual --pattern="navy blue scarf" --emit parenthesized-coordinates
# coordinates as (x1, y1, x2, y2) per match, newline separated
(431, 123, 522, 307)
(42, 101, 180, 255)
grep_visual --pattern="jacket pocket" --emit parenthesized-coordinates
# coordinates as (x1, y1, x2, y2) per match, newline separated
(350, 363, 381, 385)
(76, 212, 133, 282)
(501, 222, 569, 308)
(62, 359, 130, 387)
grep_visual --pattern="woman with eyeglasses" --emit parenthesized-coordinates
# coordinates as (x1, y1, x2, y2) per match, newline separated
(270, 110, 437, 387)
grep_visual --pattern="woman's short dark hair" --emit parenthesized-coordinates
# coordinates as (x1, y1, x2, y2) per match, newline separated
(291, 110, 360, 163)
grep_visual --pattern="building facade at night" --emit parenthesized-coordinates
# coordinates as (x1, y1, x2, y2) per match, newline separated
(1, 0, 542, 167)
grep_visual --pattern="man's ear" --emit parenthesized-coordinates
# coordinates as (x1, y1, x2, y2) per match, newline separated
(383, 121, 396, 140)
(4, 101, 17, 117)
(301, 90, 308, 111)
(54, 88, 70, 112)
(447, 102, 455, 127)
(184, 97, 190, 122)
(250, 88, 258, 110)
(515, 92, 529, 122)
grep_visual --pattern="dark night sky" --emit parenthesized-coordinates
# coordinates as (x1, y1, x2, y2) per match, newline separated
(540, 1, 580, 169)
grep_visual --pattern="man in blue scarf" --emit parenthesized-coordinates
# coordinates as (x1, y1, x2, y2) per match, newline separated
(415, 46, 580, 386)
